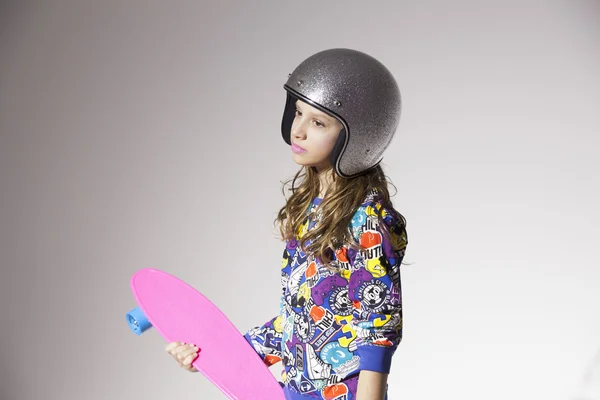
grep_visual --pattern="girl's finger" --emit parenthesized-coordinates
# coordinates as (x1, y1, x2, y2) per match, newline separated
(183, 364, 198, 372)
(173, 344, 189, 355)
(182, 352, 198, 366)
(175, 344, 197, 359)
(165, 341, 183, 352)
(180, 346, 199, 360)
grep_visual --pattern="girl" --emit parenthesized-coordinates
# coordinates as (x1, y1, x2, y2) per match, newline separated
(166, 48, 408, 400)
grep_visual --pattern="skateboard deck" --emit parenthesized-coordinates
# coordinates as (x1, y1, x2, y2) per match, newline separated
(125, 268, 285, 399)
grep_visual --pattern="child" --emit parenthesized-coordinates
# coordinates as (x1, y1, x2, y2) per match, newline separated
(166, 48, 408, 400)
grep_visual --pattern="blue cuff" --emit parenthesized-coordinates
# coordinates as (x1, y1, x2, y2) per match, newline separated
(356, 344, 396, 374)
(283, 383, 387, 399)
(243, 332, 253, 346)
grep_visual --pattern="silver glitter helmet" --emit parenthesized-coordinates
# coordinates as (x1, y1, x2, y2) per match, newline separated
(281, 48, 402, 178)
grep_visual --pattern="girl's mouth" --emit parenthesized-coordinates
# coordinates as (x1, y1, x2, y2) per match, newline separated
(292, 143, 307, 153)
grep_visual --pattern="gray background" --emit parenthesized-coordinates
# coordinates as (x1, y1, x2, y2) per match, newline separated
(1, 1, 599, 399)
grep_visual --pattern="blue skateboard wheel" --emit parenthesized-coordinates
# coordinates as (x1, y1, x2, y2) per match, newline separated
(126, 307, 152, 335)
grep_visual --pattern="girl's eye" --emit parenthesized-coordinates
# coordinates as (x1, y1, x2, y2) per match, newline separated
(294, 110, 325, 128)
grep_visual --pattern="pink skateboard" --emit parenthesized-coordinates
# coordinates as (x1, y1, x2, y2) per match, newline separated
(125, 268, 285, 399)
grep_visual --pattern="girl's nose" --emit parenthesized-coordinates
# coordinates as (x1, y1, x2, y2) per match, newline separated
(292, 119, 308, 139)
(292, 130, 305, 140)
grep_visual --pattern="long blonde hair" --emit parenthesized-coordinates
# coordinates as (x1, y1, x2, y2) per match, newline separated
(274, 163, 408, 272)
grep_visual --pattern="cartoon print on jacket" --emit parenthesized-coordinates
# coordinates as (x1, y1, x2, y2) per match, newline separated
(244, 188, 408, 399)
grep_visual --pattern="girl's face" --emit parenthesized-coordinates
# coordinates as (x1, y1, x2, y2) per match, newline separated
(290, 99, 343, 171)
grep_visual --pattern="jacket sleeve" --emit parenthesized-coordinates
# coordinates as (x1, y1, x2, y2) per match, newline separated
(345, 200, 408, 374)
(243, 313, 283, 367)
(242, 250, 289, 368)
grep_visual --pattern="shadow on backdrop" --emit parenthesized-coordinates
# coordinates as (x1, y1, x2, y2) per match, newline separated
(573, 347, 600, 400)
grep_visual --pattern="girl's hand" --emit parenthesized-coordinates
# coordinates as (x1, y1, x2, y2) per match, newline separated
(165, 341, 200, 372)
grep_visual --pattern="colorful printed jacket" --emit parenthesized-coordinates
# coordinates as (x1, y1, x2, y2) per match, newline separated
(244, 188, 408, 399)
